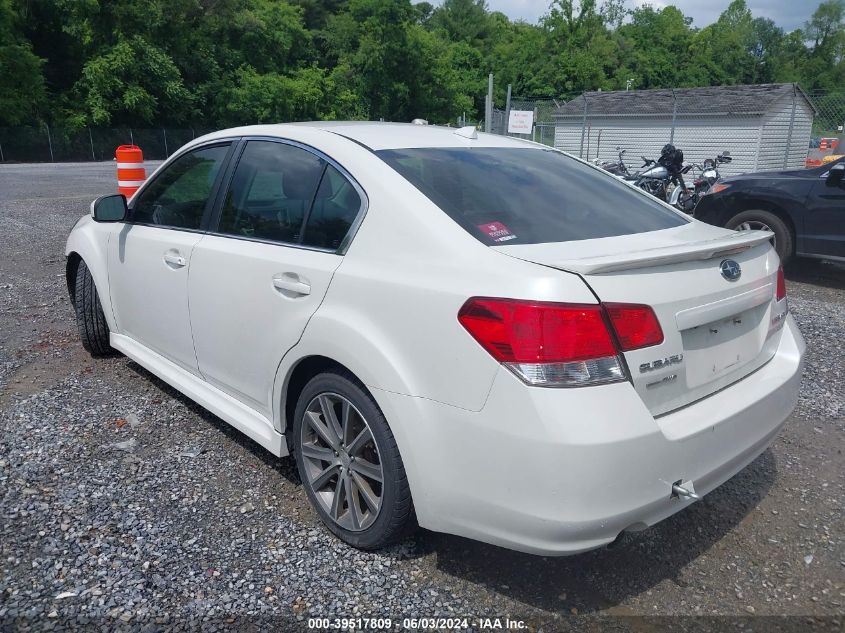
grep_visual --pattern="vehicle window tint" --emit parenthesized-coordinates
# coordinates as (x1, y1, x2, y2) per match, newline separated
(301, 165, 362, 250)
(218, 141, 326, 243)
(132, 144, 229, 230)
(376, 147, 687, 245)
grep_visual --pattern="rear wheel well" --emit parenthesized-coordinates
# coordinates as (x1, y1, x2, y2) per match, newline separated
(284, 356, 359, 448)
(66, 252, 82, 301)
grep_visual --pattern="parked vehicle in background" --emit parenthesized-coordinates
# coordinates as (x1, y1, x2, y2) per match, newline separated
(66, 123, 804, 556)
(594, 146, 631, 178)
(626, 144, 695, 211)
(695, 158, 845, 264)
(597, 145, 729, 214)
(669, 151, 732, 213)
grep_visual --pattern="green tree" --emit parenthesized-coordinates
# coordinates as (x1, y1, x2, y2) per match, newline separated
(76, 35, 193, 126)
(541, 0, 619, 96)
(748, 18, 786, 83)
(613, 5, 693, 89)
(800, 0, 845, 90)
(2, 0, 841, 132)
(217, 66, 345, 124)
(687, 0, 756, 85)
(430, 0, 491, 48)
(0, 0, 47, 125)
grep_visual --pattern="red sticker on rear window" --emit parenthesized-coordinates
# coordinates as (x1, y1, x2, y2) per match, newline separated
(478, 221, 516, 242)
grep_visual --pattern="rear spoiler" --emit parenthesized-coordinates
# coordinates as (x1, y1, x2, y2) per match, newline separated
(540, 230, 774, 275)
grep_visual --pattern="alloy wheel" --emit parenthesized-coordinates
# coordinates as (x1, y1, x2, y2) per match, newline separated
(736, 220, 776, 250)
(299, 393, 384, 531)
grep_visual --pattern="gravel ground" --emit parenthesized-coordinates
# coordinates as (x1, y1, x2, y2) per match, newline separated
(0, 162, 843, 632)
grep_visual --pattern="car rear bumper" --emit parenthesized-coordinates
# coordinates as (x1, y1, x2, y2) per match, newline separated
(373, 314, 805, 555)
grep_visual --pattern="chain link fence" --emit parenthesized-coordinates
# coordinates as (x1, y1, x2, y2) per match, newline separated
(493, 85, 844, 176)
(488, 98, 558, 147)
(3, 87, 842, 170)
(807, 89, 845, 165)
(0, 127, 215, 163)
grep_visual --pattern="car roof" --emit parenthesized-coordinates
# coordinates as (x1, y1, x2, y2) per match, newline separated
(195, 121, 537, 151)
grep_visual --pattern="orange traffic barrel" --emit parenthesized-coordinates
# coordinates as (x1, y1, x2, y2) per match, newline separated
(115, 145, 146, 198)
(821, 138, 828, 150)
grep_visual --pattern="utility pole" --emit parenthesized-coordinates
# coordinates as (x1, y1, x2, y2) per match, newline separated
(505, 84, 512, 135)
(45, 125, 54, 162)
(485, 73, 493, 133)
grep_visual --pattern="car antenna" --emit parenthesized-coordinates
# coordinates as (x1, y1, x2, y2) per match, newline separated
(454, 126, 478, 140)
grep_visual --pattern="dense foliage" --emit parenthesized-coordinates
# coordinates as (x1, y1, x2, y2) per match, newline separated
(2, 0, 843, 128)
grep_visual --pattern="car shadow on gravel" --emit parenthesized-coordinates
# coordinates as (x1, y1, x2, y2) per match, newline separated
(125, 360, 302, 487)
(415, 449, 777, 615)
(123, 357, 778, 615)
(786, 259, 845, 291)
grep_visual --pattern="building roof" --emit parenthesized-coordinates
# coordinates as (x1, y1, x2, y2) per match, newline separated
(554, 83, 816, 118)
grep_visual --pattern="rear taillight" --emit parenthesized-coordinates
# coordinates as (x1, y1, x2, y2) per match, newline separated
(604, 303, 664, 350)
(776, 264, 786, 301)
(458, 298, 663, 387)
(768, 264, 788, 337)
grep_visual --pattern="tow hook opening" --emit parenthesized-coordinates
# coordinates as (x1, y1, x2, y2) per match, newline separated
(671, 479, 700, 501)
(606, 523, 649, 550)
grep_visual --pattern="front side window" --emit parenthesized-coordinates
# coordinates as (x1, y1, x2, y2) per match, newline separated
(218, 141, 326, 244)
(132, 144, 229, 230)
(377, 147, 687, 245)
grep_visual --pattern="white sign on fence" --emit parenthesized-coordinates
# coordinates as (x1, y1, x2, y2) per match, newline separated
(507, 110, 534, 134)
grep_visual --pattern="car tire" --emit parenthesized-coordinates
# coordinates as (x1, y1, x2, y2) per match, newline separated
(293, 370, 416, 550)
(74, 259, 114, 356)
(725, 209, 793, 265)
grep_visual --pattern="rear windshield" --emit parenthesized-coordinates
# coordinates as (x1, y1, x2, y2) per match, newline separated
(377, 147, 687, 245)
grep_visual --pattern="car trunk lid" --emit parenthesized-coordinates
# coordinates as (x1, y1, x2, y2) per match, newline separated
(494, 224, 786, 417)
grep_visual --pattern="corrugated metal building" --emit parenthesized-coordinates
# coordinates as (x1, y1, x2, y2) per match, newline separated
(553, 84, 816, 176)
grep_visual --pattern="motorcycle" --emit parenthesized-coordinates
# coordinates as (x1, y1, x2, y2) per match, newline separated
(597, 145, 732, 214)
(594, 146, 631, 178)
(626, 144, 687, 204)
(668, 151, 732, 213)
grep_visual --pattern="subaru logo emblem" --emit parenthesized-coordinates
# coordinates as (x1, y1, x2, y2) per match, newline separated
(720, 259, 741, 281)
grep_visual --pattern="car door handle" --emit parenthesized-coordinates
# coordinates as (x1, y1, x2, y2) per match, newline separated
(163, 252, 187, 268)
(272, 274, 311, 296)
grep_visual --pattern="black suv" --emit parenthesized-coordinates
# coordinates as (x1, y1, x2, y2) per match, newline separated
(694, 158, 845, 264)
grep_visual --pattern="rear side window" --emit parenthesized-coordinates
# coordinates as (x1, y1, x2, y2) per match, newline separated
(218, 141, 326, 243)
(377, 147, 687, 245)
(132, 144, 229, 229)
(301, 165, 362, 250)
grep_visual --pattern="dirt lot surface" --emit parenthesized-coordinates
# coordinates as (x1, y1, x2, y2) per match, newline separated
(0, 162, 843, 632)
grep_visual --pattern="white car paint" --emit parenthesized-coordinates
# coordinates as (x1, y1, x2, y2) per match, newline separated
(66, 122, 805, 555)
(188, 235, 342, 417)
(108, 225, 203, 372)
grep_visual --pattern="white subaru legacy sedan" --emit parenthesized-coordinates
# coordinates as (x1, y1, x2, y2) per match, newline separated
(66, 123, 805, 555)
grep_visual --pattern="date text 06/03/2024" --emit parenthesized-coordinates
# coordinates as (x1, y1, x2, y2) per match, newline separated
(306, 617, 528, 630)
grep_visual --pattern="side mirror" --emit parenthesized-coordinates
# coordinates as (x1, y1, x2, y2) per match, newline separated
(91, 194, 127, 222)
(827, 163, 845, 185)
